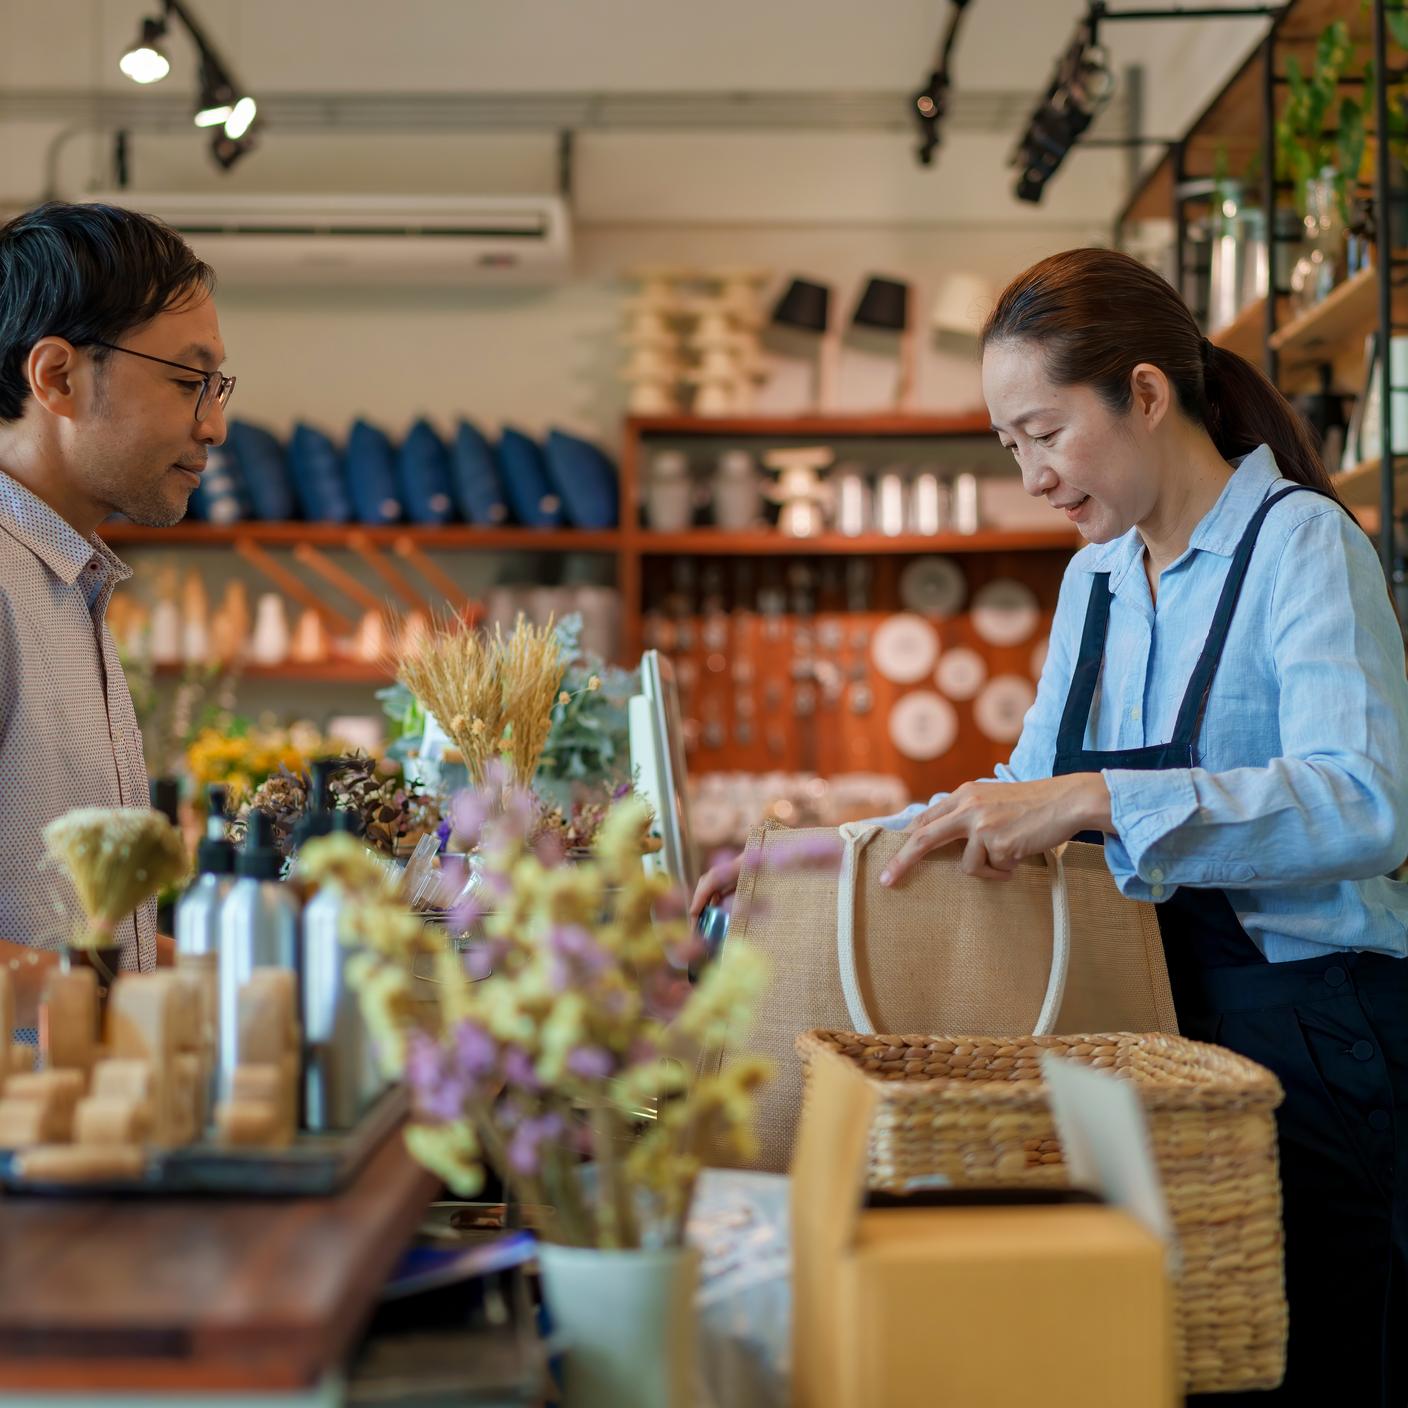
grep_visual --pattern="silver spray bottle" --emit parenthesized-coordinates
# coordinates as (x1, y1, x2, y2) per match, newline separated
(217, 808, 300, 1105)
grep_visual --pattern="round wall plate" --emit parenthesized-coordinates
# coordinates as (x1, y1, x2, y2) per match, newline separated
(888, 691, 959, 760)
(871, 613, 940, 684)
(934, 646, 988, 701)
(973, 674, 1037, 743)
(898, 556, 967, 617)
(971, 579, 1040, 647)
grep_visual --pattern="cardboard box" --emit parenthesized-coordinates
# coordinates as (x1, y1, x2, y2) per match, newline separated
(792, 1055, 1177, 1408)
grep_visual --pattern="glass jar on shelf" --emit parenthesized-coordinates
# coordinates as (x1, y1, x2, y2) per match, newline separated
(1289, 168, 1347, 316)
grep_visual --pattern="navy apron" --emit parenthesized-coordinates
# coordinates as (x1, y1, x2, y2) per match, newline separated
(1052, 485, 1408, 1407)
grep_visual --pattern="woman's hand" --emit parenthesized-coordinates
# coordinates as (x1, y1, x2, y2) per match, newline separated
(879, 774, 1112, 889)
(690, 853, 745, 921)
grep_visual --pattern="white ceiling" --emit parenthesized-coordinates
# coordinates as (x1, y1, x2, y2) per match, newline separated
(0, 0, 1272, 222)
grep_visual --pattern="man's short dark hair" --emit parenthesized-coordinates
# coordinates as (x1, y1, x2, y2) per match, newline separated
(0, 201, 215, 423)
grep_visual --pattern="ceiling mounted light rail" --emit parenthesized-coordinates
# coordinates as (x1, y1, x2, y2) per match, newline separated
(1009, 2, 1287, 204)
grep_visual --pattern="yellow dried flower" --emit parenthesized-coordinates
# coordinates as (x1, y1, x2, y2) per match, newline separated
(405, 1122, 485, 1199)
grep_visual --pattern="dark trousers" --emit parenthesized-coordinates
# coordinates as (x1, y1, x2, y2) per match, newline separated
(1174, 952, 1408, 1407)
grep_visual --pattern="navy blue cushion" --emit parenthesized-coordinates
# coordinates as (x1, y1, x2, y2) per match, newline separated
(288, 423, 353, 523)
(450, 420, 510, 526)
(543, 428, 619, 529)
(497, 427, 564, 528)
(345, 420, 404, 524)
(227, 420, 297, 521)
(396, 420, 456, 525)
(188, 441, 249, 524)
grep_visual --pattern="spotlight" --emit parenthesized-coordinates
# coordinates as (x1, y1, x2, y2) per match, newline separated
(118, 16, 170, 84)
(1009, 7, 1114, 204)
(116, 0, 260, 172)
(910, 0, 973, 168)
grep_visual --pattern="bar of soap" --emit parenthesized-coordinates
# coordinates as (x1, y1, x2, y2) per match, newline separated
(6, 1069, 86, 1108)
(238, 969, 299, 1065)
(215, 1098, 287, 1149)
(8, 1044, 34, 1076)
(17, 1143, 145, 1183)
(0, 1097, 66, 1147)
(41, 967, 97, 1077)
(92, 1058, 155, 1102)
(231, 1063, 284, 1105)
(73, 1096, 153, 1146)
(107, 972, 181, 1063)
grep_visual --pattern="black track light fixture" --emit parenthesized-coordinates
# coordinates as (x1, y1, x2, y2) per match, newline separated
(117, 1, 259, 171)
(911, 0, 974, 167)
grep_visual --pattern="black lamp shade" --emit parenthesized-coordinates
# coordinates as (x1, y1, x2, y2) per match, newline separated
(771, 278, 831, 334)
(852, 276, 910, 332)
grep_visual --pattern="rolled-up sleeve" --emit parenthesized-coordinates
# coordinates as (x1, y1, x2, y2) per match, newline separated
(1103, 508, 1408, 896)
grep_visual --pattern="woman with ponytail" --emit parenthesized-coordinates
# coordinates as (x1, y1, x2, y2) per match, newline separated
(875, 247, 1408, 1405)
(691, 245, 1408, 1401)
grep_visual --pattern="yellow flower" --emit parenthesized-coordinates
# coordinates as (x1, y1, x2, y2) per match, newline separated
(587, 675, 601, 692)
(405, 1122, 485, 1198)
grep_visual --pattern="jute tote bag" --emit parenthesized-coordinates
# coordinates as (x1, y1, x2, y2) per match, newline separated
(716, 821, 1178, 1171)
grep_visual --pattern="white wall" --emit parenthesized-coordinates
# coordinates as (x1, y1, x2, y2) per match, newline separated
(0, 0, 1275, 441)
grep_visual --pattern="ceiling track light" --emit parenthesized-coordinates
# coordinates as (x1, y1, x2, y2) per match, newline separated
(911, 0, 974, 167)
(1009, 6, 1114, 204)
(118, 16, 171, 85)
(117, 0, 260, 171)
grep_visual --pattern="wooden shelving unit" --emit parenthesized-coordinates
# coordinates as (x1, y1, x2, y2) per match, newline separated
(632, 528, 1078, 557)
(1209, 296, 1272, 364)
(104, 522, 623, 551)
(153, 661, 390, 684)
(1119, 0, 1407, 598)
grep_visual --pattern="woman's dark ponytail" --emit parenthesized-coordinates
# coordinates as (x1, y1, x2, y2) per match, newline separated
(982, 248, 1346, 507)
(1201, 341, 1341, 499)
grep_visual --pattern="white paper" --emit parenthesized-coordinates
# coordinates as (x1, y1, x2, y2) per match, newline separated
(1039, 1051, 1178, 1270)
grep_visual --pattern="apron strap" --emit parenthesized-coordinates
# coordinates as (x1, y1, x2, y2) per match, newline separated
(1054, 573, 1113, 758)
(1170, 484, 1315, 749)
(835, 822, 1071, 1036)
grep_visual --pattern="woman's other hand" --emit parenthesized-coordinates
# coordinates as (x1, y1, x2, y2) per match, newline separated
(881, 774, 1112, 888)
(690, 852, 745, 921)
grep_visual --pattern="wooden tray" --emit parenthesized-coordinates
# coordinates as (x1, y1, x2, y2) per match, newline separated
(0, 1085, 408, 1197)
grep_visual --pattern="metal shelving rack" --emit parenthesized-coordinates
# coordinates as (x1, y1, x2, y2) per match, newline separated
(1121, 0, 1406, 609)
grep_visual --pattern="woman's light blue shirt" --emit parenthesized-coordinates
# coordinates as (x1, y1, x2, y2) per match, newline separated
(882, 445, 1408, 963)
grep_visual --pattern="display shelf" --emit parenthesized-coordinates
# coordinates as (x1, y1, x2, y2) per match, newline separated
(1267, 265, 1387, 373)
(1210, 297, 1272, 364)
(628, 411, 994, 438)
(102, 522, 623, 551)
(632, 528, 1080, 556)
(153, 660, 391, 684)
(1332, 456, 1403, 511)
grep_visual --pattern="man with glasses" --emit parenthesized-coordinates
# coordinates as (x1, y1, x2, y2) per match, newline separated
(0, 201, 232, 1034)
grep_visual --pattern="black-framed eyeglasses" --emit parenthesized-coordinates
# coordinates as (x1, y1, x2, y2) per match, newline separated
(88, 340, 236, 422)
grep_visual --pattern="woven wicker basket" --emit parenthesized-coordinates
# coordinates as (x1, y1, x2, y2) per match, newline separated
(797, 1029, 1287, 1396)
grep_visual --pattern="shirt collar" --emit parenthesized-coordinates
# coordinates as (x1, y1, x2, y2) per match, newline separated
(1071, 443, 1285, 591)
(0, 468, 132, 589)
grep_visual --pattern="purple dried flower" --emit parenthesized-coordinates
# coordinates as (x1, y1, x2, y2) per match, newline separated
(565, 1045, 615, 1080)
(502, 1045, 542, 1092)
(507, 1112, 565, 1176)
(435, 817, 453, 853)
(533, 831, 566, 868)
(453, 1019, 498, 1079)
(450, 787, 497, 849)
(462, 940, 502, 982)
(405, 1030, 469, 1121)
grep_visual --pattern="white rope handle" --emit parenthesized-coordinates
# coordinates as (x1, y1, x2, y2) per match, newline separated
(835, 822, 1071, 1037)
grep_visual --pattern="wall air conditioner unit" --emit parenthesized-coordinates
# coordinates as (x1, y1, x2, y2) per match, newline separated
(87, 193, 571, 286)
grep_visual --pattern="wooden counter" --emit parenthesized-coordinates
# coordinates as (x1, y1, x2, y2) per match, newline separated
(0, 1129, 437, 1392)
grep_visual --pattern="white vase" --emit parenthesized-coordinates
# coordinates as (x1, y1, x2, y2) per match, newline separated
(538, 1243, 700, 1408)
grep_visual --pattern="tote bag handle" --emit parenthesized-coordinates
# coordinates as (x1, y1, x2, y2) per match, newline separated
(834, 822, 1071, 1037)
